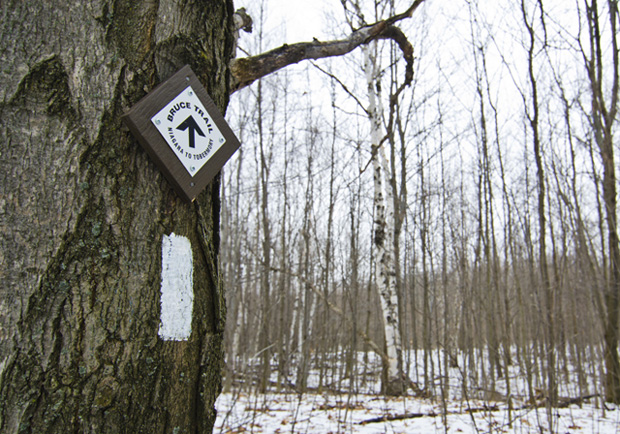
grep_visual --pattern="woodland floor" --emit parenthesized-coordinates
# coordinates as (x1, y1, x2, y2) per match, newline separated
(215, 391, 620, 433)
(215, 349, 620, 433)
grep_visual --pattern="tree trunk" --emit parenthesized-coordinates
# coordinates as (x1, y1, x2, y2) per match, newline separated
(364, 42, 405, 397)
(582, 0, 620, 403)
(520, 0, 557, 406)
(0, 1, 234, 432)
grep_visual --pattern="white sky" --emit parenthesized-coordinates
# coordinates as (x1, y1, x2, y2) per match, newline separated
(227, 0, 602, 253)
(236, 0, 371, 56)
(255, 0, 342, 43)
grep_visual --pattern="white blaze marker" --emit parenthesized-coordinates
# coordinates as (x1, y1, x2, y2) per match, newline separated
(159, 233, 194, 341)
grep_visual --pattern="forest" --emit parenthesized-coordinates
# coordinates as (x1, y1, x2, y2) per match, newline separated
(216, 0, 620, 432)
(0, 0, 618, 431)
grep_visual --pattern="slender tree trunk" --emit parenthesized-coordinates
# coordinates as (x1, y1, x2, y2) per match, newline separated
(364, 41, 405, 396)
(521, 0, 557, 406)
(296, 136, 316, 392)
(256, 76, 273, 394)
(347, 190, 361, 390)
(420, 159, 432, 393)
(0, 1, 234, 432)
(582, 0, 620, 403)
(221, 148, 242, 390)
(318, 98, 337, 392)
(276, 76, 291, 391)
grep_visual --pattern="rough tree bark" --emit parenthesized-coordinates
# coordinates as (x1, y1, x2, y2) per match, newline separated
(0, 1, 233, 432)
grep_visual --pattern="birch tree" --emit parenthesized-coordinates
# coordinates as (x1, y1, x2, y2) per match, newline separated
(337, 0, 419, 395)
(365, 40, 406, 395)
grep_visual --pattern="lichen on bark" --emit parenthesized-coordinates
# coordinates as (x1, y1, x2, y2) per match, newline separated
(0, 1, 234, 432)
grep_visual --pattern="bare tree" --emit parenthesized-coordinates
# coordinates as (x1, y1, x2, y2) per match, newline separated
(520, 0, 558, 407)
(579, 0, 620, 403)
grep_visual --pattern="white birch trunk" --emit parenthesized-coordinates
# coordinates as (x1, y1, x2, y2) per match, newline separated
(363, 43, 405, 395)
(291, 280, 301, 356)
(231, 289, 243, 368)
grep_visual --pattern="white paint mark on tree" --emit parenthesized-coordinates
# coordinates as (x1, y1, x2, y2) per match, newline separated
(159, 233, 194, 341)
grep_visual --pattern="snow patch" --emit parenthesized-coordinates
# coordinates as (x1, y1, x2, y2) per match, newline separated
(159, 233, 193, 341)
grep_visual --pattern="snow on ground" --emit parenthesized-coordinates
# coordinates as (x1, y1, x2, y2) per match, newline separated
(215, 391, 620, 433)
(216, 349, 620, 433)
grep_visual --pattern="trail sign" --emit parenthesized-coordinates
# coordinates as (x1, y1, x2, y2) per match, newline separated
(122, 66, 240, 202)
(150, 85, 227, 178)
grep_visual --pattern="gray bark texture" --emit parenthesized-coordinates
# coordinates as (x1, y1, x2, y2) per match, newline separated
(0, 0, 235, 432)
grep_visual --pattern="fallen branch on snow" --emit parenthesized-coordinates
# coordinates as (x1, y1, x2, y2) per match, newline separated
(359, 412, 428, 424)
(358, 394, 601, 425)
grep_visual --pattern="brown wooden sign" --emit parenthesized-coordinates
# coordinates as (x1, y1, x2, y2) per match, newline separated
(122, 65, 240, 202)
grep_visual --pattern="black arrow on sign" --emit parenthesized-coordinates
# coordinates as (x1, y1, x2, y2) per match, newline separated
(176, 115, 205, 149)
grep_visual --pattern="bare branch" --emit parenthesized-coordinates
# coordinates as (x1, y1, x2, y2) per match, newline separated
(310, 61, 368, 114)
(384, 0, 426, 26)
(229, 0, 425, 93)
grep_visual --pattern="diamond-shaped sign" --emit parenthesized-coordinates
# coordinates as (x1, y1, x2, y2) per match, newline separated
(151, 86, 227, 177)
(122, 66, 240, 202)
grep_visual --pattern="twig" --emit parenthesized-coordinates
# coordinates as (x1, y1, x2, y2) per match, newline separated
(311, 61, 368, 115)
